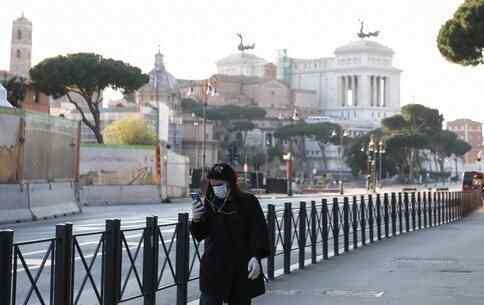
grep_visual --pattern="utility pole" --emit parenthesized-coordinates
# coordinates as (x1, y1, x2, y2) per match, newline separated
(187, 76, 217, 185)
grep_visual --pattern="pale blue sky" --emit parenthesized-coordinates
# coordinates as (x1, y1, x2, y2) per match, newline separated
(1, 0, 483, 123)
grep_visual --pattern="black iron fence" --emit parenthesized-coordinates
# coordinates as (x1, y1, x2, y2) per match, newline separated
(0, 191, 481, 305)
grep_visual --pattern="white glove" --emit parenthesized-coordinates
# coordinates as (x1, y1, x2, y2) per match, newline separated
(247, 257, 260, 280)
(192, 200, 205, 222)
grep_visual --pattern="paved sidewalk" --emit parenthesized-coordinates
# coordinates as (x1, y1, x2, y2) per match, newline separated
(254, 209, 484, 305)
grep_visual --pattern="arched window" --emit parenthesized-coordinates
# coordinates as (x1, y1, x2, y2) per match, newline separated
(16, 50, 21, 59)
(17, 30, 22, 40)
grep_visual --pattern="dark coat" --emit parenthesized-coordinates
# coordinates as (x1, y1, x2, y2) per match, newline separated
(189, 191, 270, 303)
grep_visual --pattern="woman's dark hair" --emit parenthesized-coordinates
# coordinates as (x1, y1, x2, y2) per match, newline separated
(204, 163, 241, 200)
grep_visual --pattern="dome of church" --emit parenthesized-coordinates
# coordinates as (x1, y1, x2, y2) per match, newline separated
(148, 51, 177, 91)
(335, 40, 394, 56)
(217, 52, 268, 65)
(14, 13, 32, 24)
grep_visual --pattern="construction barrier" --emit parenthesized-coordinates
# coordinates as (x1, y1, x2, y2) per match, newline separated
(80, 185, 161, 206)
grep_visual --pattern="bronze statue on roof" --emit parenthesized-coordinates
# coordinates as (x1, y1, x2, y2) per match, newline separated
(236, 33, 255, 52)
(357, 20, 380, 39)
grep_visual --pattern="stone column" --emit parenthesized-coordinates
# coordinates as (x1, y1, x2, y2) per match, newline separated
(371, 76, 375, 107)
(337, 76, 342, 106)
(347, 76, 352, 106)
(353, 75, 358, 107)
(376, 76, 381, 107)
(384, 76, 389, 107)
(341, 76, 346, 107)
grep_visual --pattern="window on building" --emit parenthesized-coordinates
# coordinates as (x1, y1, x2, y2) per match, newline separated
(16, 49, 21, 59)
(17, 30, 22, 40)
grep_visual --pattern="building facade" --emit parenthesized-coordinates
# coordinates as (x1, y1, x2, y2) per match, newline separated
(1, 70, 49, 113)
(447, 119, 483, 164)
(277, 39, 402, 132)
(10, 14, 32, 78)
(216, 52, 276, 78)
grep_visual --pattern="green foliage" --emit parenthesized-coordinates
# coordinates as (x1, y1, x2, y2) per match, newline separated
(181, 98, 201, 114)
(183, 102, 267, 122)
(438, 0, 484, 65)
(347, 103, 470, 181)
(103, 115, 156, 145)
(230, 120, 256, 133)
(30, 53, 149, 143)
(274, 122, 340, 143)
(1, 77, 27, 107)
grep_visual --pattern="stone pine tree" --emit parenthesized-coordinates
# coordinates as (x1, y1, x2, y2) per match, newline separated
(438, 0, 484, 65)
(0, 76, 27, 108)
(30, 53, 149, 143)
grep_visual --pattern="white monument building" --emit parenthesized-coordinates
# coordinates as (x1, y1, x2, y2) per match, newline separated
(277, 38, 401, 132)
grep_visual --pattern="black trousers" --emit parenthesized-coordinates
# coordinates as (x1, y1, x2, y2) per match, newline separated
(199, 293, 251, 305)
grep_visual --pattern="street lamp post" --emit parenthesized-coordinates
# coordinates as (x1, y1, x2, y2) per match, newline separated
(279, 109, 298, 197)
(362, 135, 384, 193)
(187, 77, 217, 184)
(378, 140, 385, 188)
(332, 128, 349, 194)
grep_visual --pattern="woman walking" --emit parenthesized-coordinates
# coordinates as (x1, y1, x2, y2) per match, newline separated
(190, 163, 270, 305)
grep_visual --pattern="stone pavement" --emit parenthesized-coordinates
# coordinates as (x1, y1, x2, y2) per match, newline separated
(253, 209, 484, 305)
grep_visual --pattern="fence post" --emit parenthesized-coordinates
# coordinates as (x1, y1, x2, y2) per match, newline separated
(322, 199, 329, 259)
(176, 213, 190, 305)
(103, 219, 122, 305)
(417, 192, 422, 230)
(368, 195, 374, 243)
(267, 205, 276, 280)
(343, 197, 350, 252)
(384, 193, 389, 238)
(54, 223, 73, 305)
(398, 193, 403, 234)
(0, 230, 14, 305)
(299, 202, 306, 270)
(437, 192, 442, 225)
(284, 202, 292, 274)
(404, 193, 410, 233)
(423, 192, 428, 228)
(448, 192, 452, 222)
(352, 196, 358, 249)
(143, 216, 159, 305)
(451, 192, 455, 221)
(428, 192, 433, 227)
(333, 198, 340, 256)
(446, 192, 450, 223)
(376, 194, 382, 241)
(310, 201, 317, 265)
(434, 192, 438, 225)
(391, 193, 397, 237)
(411, 192, 416, 232)
(360, 195, 366, 245)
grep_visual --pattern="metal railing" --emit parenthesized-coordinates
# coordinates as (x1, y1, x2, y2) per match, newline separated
(0, 191, 481, 305)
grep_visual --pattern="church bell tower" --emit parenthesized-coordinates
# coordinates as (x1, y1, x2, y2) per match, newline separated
(9, 13, 32, 78)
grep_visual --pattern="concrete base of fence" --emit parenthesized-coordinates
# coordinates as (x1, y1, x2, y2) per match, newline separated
(0, 184, 32, 224)
(29, 182, 80, 220)
(80, 185, 162, 206)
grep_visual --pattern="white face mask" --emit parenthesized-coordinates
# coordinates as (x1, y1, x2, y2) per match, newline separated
(212, 184, 228, 199)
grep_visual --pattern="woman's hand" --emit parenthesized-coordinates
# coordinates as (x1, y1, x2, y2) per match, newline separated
(247, 257, 260, 280)
(192, 200, 205, 222)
